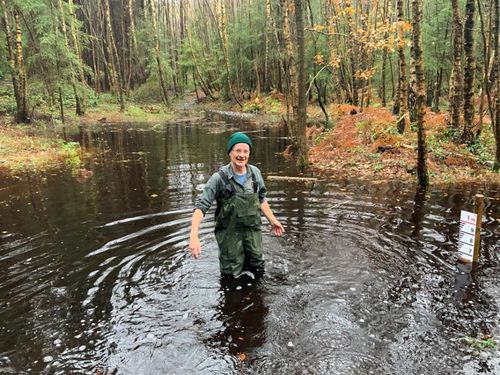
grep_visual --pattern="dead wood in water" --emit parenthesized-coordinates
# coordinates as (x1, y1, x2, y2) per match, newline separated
(267, 175, 318, 182)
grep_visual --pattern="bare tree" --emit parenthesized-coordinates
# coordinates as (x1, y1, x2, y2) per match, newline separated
(14, 8, 29, 122)
(411, 0, 428, 187)
(462, 0, 476, 144)
(149, 0, 169, 105)
(0, 0, 24, 122)
(395, 0, 410, 133)
(450, 0, 464, 135)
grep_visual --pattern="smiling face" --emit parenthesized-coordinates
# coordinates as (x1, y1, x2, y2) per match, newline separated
(229, 142, 250, 171)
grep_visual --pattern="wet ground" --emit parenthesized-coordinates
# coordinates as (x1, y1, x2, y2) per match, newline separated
(0, 117, 499, 374)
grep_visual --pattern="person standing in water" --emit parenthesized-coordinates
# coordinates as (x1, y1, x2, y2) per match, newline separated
(189, 132, 285, 277)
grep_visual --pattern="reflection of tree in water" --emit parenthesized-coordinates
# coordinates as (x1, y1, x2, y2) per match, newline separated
(206, 275, 268, 361)
(409, 185, 427, 238)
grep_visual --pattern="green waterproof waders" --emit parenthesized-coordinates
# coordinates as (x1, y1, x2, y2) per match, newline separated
(215, 171, 263, 277)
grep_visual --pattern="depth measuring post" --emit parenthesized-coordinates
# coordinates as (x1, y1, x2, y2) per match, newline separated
(458, 194, 484, 263)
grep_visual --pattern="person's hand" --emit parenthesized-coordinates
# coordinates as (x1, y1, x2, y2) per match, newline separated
(270, 220, 285, 236)
(189, 235, 201, 259)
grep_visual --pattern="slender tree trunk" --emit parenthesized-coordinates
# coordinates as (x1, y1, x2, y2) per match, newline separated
(391, 53, 400, 114)
(396, 0, 410, 133)
(462, 0, 476, 144)
(50, 0, 66, 123)
(149, 0, 169, 105)
(58, 0, 82, 115)
(14, 9, 28, 123)
(282, 0, 296, 131)
(450, 0, 464, 135)
(411, 0, 428, 187)
(165, 0, 179, 94)
(0, 0, 22, 121)
(493, 0, 500, 170)
(294, 0, 308, 168)
(476, 0, 490, 135)
(431, 21, 449, 112)
(270, 0, 287, 94)
(432, 68, 443, 112)
(103, 0, 125, 111)
(218, 0, 231, 101)
(380, 0, 389, 107)
(381, 48, 387, 107)
(126, 0, 137, 91)
(264, 0, 272, 92)
(306, 0, 328, 124)
(68, 0, 87, 114)
(345, 1, 358, 107)
(187, 25, 214, 99)
(409, 44, 417, 122)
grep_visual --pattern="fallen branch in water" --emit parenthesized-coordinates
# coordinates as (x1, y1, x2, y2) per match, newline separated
(267, 175, 318, 182)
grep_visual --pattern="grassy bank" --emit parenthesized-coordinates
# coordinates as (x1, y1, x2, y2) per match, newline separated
(0, 125, 80, 179)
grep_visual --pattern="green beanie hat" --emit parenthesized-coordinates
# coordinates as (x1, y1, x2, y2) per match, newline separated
(227, 132, 253, 154)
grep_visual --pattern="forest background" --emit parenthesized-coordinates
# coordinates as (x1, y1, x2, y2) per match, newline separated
(0, 0, 499, 186)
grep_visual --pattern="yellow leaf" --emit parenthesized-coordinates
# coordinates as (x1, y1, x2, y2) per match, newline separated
(402, 21, 412, 32)
(239, 353, 246, 361)
(314, 53, 324, 65)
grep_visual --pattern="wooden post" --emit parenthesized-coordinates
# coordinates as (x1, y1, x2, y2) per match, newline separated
(472, 194, 484, 262)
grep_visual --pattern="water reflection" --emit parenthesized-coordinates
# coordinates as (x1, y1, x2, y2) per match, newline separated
(206, 275, 268, 363)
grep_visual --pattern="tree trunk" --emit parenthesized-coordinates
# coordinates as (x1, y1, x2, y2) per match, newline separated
(493, 0, 500, 170)
(187, 25, 214, 99)
(217, 0, 232, 102)
(165, 0, 179, 95)
(381, 47, 387, 107)
(58, 0, 82, 116)
(68, 0, 87, 114)
(411, 0, 428, 187)
(126, 0, 137, 91)
(476, 0, 491, 136)
(0, 0, 22, 122)
(396, 0, 410, 133)
(380, 0, 389, 107)
(450, 0, 464, 135)
(462, 0, 476, 144)
(282, 0, 296, 131)
(149, 0, 169, 105)
(306, 0, 328, 125)
(264, 0, 272, 92)
(432, 68, 443, 112)
(294, 0, 308, 169)
(103, 0, 125, 111)
(409, 44, 417, 122)
(50, 0, 66, 123)
(14, 9, 29, 123)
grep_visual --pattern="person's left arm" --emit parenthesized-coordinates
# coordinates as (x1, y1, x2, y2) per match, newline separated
(260, 200, 284, 236)
(253, 166, 285, 236)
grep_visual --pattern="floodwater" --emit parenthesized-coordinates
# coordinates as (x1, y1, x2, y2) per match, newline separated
(0, 117, 499, 374)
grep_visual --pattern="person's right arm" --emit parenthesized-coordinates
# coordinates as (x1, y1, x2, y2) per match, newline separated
(189, 208, 204, 258)
(189, 173, 221, 259)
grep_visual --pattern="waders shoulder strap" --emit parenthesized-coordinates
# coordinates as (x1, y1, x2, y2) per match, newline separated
(218, 170, 236, 200)
(218, 166, 258, 200)
(247, 165, 258, 193)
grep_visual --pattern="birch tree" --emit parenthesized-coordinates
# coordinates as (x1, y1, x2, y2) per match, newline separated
(14, 8, 29, 122)
(395, 0, 410, 133)
(450, 0, 464, 134)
